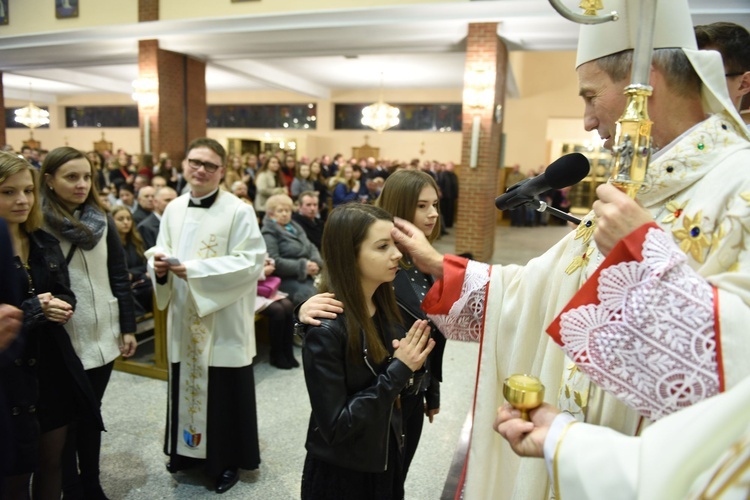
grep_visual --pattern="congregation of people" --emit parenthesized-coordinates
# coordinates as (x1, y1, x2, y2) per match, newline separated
(2, 7, 750, 500)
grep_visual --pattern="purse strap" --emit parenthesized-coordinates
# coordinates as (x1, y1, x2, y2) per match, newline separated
(65, 244, 78, 264)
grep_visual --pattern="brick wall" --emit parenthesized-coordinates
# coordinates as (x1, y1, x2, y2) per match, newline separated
(139, 0, 159, 22)
(138, 40, 206, 162)
(185, 57, 207, 148)
(0, 72, 5, 147)
(455, 23, 508, 262)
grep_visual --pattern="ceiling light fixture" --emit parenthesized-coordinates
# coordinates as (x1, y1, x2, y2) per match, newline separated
(14, 83, 50, 129)
(361, 73, 399, 133)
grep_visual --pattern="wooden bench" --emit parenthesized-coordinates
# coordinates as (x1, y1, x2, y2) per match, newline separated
(114, 299, 169, 380)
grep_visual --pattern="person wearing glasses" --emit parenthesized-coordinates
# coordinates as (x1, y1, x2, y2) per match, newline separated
(147, 138, 267, 494)
(695, 22, 750, 126)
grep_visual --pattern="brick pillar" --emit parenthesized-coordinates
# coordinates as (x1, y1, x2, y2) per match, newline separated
(455, 23, 507, 262)
(139, 0, 158, 22)
(138, 40, 206, 162)
(0, 72, 5, 147)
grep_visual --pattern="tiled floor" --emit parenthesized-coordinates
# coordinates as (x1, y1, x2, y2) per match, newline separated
(98, 223, 572, 499)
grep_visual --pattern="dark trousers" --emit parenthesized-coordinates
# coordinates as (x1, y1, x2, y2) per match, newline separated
(441, 198, 456, 228)
(400, 392, 426, 481)
(62, 361, 114, 498)
(262, 298, 295, 364)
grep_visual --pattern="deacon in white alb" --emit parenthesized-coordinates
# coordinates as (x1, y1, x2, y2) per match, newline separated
(148, 137, 266, 494)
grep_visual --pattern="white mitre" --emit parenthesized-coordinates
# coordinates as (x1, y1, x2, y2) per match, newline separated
(575, 0, 748, 138)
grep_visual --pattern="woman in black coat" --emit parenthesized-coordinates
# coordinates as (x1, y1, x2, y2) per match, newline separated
(300, 204, 434, 500)
(0, 152, 102, 499)
(299, 170, 448, 481)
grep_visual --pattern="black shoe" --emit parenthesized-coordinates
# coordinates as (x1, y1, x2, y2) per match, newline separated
(285, 353, 300, 368)
(270, 355, 294, 369)
(215, 468, 239, 494)
(81, 482, 109, 500)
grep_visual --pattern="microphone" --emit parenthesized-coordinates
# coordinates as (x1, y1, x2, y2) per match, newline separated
(495, 153, 590, 211)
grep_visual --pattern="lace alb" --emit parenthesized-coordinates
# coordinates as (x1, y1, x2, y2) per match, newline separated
(427, 259, 490, 343)
(559, 228, 719, 420)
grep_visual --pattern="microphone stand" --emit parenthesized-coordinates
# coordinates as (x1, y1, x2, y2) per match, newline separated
(526, 198, 582, 225)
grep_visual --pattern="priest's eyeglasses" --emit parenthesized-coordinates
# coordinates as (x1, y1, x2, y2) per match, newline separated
(187, 158, 221, 173)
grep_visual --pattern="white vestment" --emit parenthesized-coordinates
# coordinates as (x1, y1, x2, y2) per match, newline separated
(148, 190, 265, 458)
(553, 376, 750, 500)
(427, 113, 750, 499)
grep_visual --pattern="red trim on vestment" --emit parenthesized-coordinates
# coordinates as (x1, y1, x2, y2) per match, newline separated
(713, 287, 725, 392)
(453, 263, 491, 498)
(422, 254, 469, 315)
(546, 222, 658, 345)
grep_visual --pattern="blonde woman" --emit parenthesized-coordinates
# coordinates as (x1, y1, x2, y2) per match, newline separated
(331, 165, 358, 207)
(0, 151, 102, 499)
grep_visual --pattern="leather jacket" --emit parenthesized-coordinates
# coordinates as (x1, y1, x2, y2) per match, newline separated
(392, 267, 447, 410)
(302, 314, 413, 473)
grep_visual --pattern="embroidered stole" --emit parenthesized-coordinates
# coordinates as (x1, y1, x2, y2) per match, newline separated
(171, 208, 223, 459)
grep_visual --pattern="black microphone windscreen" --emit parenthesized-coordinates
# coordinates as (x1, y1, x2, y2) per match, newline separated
(544, 153, 591, 189)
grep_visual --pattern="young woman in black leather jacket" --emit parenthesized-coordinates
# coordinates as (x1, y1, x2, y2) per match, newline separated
(300, 204, 434, 500)
(299, 170, 448, 480)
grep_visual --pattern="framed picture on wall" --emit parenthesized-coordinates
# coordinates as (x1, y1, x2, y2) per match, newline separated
(0, 0, 9, 25)
(56, 0, 79, 19)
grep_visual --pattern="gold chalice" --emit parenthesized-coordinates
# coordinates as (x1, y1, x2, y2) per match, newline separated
(503, 374, 545, 421)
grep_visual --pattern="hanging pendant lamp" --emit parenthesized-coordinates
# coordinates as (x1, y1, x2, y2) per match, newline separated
(361, 73, 399, 133)
(14, 83, 50, 129)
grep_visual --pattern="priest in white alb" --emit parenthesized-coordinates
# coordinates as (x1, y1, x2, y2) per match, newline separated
(386, 0, 750, 498)
(147, 137, 266, 494)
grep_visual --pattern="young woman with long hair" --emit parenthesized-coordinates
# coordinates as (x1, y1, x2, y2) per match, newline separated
(223, 154, 245, 191)
(281, 154, 297, 190)
(41, 147, 137, 499)
(0, 151, 102, 499)
(111, 205, 153, 317)
(331, 165, 358, 207)
(300, 203, 435, 499)
(254, 155, 286, 222)
(299, 169, 448, 481)
(290, 163, 315, 201)
(307, 161, 329, 220)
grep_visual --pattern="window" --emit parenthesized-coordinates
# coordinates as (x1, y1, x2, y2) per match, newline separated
(334, 103, 462, 131)
(207, 104, 317, 129)
(65, 106, 139, 128)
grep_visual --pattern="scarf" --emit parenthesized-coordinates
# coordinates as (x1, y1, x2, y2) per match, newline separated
(46, 203, 107, 250)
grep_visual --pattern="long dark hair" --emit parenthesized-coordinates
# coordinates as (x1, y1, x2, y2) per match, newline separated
(319, 204, 402, 363)
(41, 146, 104, 237)
(259, 156, 285, 188)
